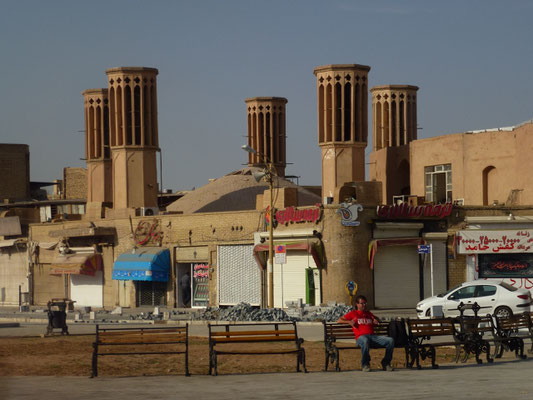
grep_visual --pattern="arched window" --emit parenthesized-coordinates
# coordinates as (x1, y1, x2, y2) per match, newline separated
(344, 82, 351, 141)
(318, 85, 324, 142)
(334, 82, 342, 141)
(482, 166, 497, 205)
(125, 85, 132, 145)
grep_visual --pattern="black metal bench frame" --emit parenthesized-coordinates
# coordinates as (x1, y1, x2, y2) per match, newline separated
(493, 312, 531, 360)
(91, 324, 190, 377)
(208, 321, 306, 376)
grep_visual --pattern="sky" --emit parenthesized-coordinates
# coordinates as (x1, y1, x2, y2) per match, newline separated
(1, 1, 532, 192)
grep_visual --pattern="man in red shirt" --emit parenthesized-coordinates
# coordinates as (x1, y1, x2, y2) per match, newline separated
(337, 295, 394, 372)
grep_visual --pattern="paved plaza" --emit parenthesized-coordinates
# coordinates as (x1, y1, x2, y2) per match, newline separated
(2, 357, 533, 400)
(2, 314, 533, 399)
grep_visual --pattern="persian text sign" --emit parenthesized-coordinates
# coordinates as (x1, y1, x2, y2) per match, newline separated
(275, 204, 321, 225)
(376, 203, 453, 219)
(457, 230, 533, 254)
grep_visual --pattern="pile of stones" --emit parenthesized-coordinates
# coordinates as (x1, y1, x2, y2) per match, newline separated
(196, 302, 353, 322)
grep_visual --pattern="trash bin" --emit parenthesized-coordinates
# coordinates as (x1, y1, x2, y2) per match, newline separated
(45, 298, 72, 336)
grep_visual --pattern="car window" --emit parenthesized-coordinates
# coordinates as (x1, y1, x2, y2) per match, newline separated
(448, 286, 476, 300)
(475, 285, 497, 297)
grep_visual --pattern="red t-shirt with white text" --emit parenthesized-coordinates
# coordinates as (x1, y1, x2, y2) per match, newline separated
(342, 309, 376, 339)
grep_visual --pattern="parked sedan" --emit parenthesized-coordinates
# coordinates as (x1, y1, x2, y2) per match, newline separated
(416, 280, 531, 318)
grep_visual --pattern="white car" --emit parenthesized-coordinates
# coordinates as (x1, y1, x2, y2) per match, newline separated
(416, 280, 532, 318)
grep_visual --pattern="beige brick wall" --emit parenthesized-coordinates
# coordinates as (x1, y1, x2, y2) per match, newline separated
(63, 167, 87, 200)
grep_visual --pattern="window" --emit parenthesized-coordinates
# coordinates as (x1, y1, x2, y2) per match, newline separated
(448, 285, 475, 300)
(475, 285, 497, 297)
(424, 164, 452, 203)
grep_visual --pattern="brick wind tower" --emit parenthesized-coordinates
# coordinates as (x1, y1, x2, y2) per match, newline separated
(244, 97, 287, 178)
(106, 67, 159, 214)
(369, 85, 418, 204)
(313, 64, 370, 203)
(82, 88, 112, 216)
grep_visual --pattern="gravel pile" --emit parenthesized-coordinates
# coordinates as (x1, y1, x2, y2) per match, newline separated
(196, 302, 352, 322)
(198, 303, 291, 321)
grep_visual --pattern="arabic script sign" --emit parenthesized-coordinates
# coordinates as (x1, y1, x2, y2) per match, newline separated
(457, 230, 533, 254)
(376, 203, 452, 219)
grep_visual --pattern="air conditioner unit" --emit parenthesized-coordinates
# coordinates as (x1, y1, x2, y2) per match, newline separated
(453, 199, 464, 206)
(392, 195, 409, 205)
(140, 207, 159, 216)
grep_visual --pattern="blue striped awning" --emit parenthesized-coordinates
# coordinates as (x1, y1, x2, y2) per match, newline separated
(112, 247, 170, 282)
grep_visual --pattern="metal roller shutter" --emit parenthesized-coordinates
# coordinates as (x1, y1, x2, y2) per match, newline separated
(273, 250, 317, 308)
(374, 246, 419, 308)
(218, 244, 261, 306)
(70, 272, 103, 307)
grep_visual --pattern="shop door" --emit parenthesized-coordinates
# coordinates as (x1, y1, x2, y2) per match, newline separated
(374, 246, 419, 308)
(70, 271, 103, 307)
(218, 245, 261, 306)
(273, 251, 317, 308)
(136, 281, 167, 306)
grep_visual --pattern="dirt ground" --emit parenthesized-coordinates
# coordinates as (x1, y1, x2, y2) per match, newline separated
(0, 334, 462, 377)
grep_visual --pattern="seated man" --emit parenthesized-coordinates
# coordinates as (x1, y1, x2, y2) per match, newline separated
(337, 294, 394, 372)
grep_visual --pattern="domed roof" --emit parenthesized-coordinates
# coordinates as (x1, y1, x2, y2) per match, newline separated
(166, 167, 321, 214)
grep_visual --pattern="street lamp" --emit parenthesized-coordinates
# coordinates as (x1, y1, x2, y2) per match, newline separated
(241, 144, 275, 309)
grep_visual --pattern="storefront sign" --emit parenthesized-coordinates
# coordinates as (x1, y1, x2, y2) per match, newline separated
(376, 203, 453, 219)
(275, 204, 321, 225)
(457, 230, 533, 254)
(337, 203, 363, 226)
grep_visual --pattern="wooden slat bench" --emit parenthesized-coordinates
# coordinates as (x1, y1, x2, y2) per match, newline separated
(407, 318, 461, 369)
(493, 312, 531, 359)
(91, 324, 189, 377)
(322, 320, 408, 371)
(208, 321, 306, 376)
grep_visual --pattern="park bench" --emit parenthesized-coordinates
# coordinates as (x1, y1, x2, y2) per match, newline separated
(91, 324, 190, 378)
(454, 314, 494, 364)
(406, 317, 460, 369)
(493, 312, 531, 359)
(208, 321, 306, 376)
(322, 320, 409, 371)
(453, 302, 493, 364)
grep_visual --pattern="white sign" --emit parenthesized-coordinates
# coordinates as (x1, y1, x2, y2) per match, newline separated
(457, 230, 533, 254)
(275, 245, 286, 264)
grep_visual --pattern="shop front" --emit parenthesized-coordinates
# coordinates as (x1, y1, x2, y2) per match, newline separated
(457, 216, 533, 293)
(50, 250, 103, 307)
(175, 246, 210, 308)
(113, 247, 170, 306)
(218, 244, 261, 306)
(253, 231, 324, 308)
(371, 203, 452, 308)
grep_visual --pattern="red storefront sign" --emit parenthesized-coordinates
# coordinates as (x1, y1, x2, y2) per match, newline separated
(275, 204, 321, 225)
(376, 203, 453, 219)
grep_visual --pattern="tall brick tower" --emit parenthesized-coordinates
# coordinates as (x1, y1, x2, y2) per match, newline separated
(82, 88, 113, 208)
(244, 97, 287, 177)
(369, 85, 418, 204)
(313, 64, 370, 202)
(106, 67, 159, 212)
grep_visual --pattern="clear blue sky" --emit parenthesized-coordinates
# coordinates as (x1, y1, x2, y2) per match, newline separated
(1, 1, 532, 191)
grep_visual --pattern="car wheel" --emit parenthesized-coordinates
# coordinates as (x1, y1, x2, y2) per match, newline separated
(494, 306, 512, 319)
(425, 308, 431, 317)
